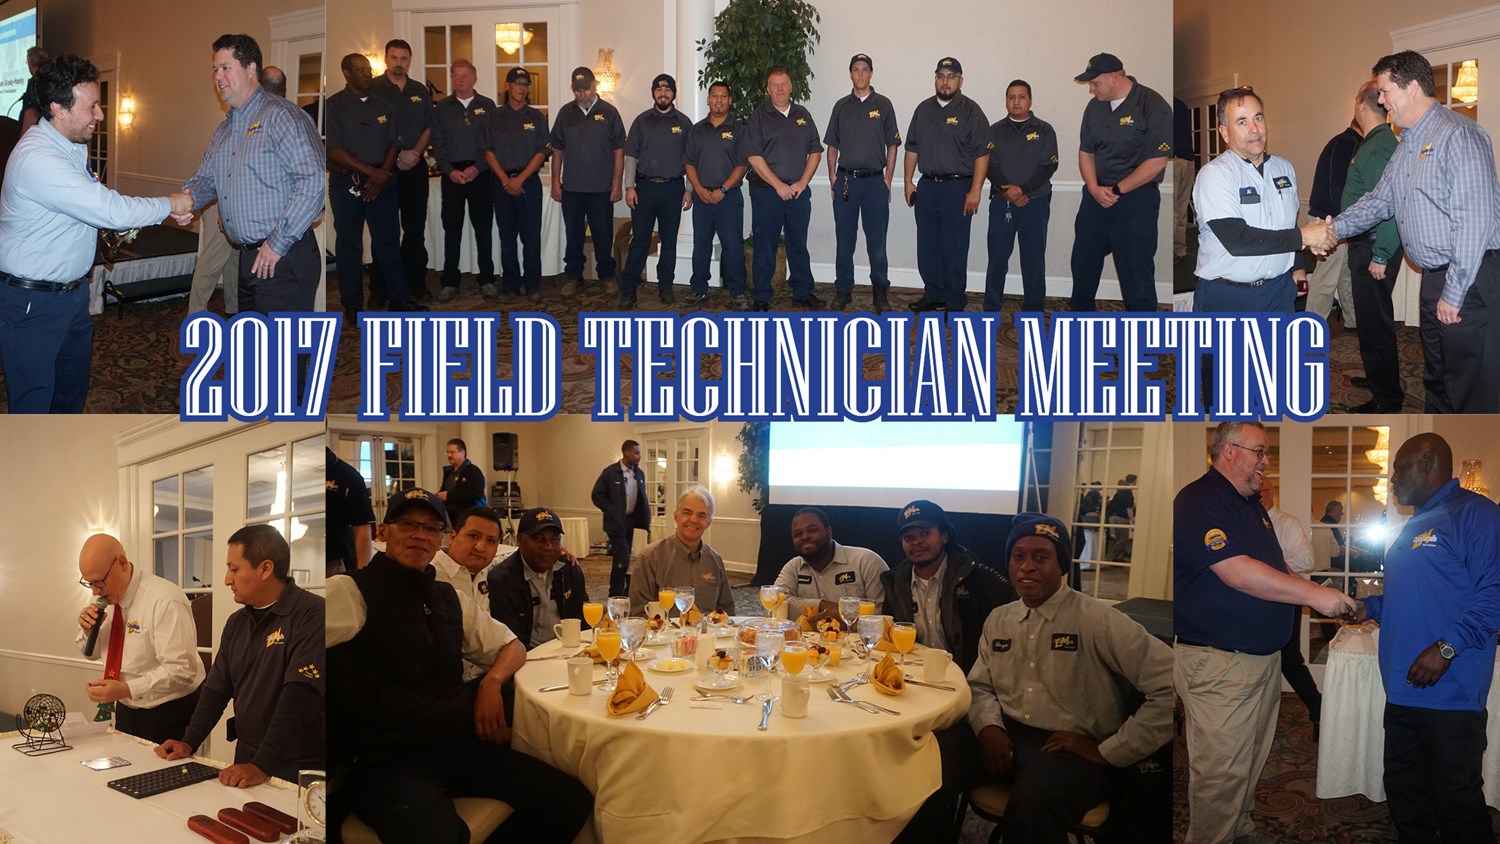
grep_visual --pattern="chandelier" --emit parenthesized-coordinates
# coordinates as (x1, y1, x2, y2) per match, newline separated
(495, 24, 534, 56)
(1452, 60, 1479, 104)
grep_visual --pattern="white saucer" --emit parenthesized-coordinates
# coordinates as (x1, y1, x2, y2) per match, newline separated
(648, 657, 695, 674)
(693, 675, 743, 692)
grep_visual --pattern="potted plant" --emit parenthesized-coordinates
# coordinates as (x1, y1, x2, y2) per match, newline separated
(696, 0, 821, 123)
(737, 422, 770, 512)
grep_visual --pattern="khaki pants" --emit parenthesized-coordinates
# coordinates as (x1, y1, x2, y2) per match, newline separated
(1175, 644, 1281, 844)
(187, 203, 238, 315)
(1173, 158, 1195, 258)
(1303, 218, 1356, 328)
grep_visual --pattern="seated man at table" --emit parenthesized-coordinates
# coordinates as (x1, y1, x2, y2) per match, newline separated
(773, 507, 888, 624)
(488, 507, 589, 649)
(432, 505, 508, 680)
(968, 513, 1174, 843)
(155, 525, 325, 785)
(327, 488, 592, 843)
(629, 485, 735, 616)
(883, 500, 1016, 843)
(1348, 433, 1500, 843)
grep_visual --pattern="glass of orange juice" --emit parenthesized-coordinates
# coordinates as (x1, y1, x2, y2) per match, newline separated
(892, 621, 917, 666)
(858, 599, 876, 618)
(582, 601, 604, 643)
(597, 629, 622, 692)
(658, 589, 676, 632)
(781, 642, 808, 676)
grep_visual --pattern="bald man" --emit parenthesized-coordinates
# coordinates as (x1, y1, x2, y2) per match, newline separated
(1350, 433, 1500, 841)
(75, 534, 205, 743)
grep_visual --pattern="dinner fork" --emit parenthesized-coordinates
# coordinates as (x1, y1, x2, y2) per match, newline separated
(826, 684, 880, 714)
(690, 693, 752, 704)
(637, 687, 675, 720)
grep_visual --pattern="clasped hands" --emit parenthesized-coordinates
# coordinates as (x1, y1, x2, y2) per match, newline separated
(1301, 216, 1338, 255)
(167, 188, 194, 226)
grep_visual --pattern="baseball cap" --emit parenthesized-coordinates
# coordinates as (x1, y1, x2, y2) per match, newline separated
(570, 66, 595, 91)
(506, 67, 532, 84)
(519, 507, 565, 536)
(934, 57, 962, 76)
(384, 488, 447, 529)
(1075, 53, 1124, 82)
(850, 53, 873, 71)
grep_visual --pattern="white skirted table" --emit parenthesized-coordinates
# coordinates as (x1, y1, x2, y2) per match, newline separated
(0, 728, 302, 842)
(1315, 624, 1500, 809)
(512, 635, 970, 843)
(559, 517, 591, 560)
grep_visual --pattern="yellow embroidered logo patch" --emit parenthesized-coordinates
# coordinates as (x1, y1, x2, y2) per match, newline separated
(903, 504, 922, 519)
(869, 109, 881, 119)
(473, 107, 486, 115)
(410, 95, 421, 103)
(796, 118, 807, 126)
(1119, 115, 1135, 127)
(246, 121, 262, 137)
(1034, 523, 1059, 540)
(376, 115, 387, 124)
(126, 620, 142, 634)
(523, 122, 535, 131)
(265, 627, 285, 648)
(945, 116, 959, 126)
(594, 114, 605, 122)
(1157, 142, 1170, 152)
(297, 664, 321, 680)
(721, 131, 734, 140)
(671, 126, 682, 134)
(1412, 529, 1437, 549)
(1419, 143, 1434, 159)
(1026, 131, 1039, 141)
(1204, 529, 1228, 551)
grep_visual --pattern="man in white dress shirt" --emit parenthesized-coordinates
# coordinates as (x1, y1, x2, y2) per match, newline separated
(431, 505, 510, 680)
(75, 533, 205, 743)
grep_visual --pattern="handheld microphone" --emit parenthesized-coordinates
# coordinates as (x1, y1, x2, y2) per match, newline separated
(83, 595, 109, 658)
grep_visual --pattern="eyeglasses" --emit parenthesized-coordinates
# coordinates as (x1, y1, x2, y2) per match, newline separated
(79, 557, 118, 589)
(391, 519, 444, 536)
(1227, 441, 1270, 461)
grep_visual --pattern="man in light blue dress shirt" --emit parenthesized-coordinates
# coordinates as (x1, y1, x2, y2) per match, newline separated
(180, 34, 324, 313)
(1330, 50, 1500, 413)
(0, 55, 190, 412)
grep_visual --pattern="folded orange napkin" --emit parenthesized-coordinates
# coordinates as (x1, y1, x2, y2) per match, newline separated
(683, 605, 702, 625)
(871, 653, 905, 696)
(797, 606, 819, 632)
(606, 660, 659, 716)
(583, 645, 608, 665)
(873, 618, 896, 652)
(595, 615, 617, 632)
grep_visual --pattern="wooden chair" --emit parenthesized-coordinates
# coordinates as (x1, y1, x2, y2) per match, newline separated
(956, 781, 1111, 844)
(342, 798, 514, 844)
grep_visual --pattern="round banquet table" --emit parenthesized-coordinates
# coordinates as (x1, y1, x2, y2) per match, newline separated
(512, 632, 971, 843)
(1316, 624, 1500, 809)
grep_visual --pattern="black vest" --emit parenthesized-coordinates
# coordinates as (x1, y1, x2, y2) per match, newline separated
(330, 553, 472, 757)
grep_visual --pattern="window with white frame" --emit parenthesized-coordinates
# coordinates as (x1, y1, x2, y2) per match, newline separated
(644, 431, 704, 522)
(1433, 58, 1479, 122)
(245, 434, 327, 592)
(1070, 423, 1143, 602)
(151, 464, 216, 666)
(1306, 424, 1390, 663)
(334, 433, 418, 524)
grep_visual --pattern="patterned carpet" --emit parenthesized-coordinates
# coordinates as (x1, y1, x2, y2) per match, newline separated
(1322, 311, 1427, 414)
(325, 269, 1160, 417)
(1173, 692, 1500, 843)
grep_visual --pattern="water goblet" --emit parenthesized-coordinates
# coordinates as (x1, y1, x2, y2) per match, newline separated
(674, 586, 695, 629)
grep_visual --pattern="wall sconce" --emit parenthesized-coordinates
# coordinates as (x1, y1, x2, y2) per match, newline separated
(496, 23, 534, 56)
(118, 95, 135, 129)
(593, 48, 620, 95)
(366, 53, 386, 78)
(713, 452, 736, 484)
(1452, 59, 1479, 104)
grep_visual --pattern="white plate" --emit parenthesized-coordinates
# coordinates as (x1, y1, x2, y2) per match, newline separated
(649, 657, 696, 674)
(780, 668, 837, 683)
(693, 675, 743, 692)
(641, 633, 673, 646)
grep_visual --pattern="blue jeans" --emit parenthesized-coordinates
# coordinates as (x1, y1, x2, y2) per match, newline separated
(750, 185, 813, 302)
(831, 172, 890, 293)
(690, 187, 745, 296)
(985, 193, 1050, 311)
(1070, 183, 1161, 312)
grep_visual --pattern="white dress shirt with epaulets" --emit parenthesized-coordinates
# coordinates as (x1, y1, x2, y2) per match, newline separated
(773, 543, 889, 615)
(1193, 151, 1301, 283)
(431, 549, 503, 680)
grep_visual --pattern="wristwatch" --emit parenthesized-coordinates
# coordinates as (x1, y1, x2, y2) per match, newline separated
(717, 185, 729, 193)
(1110, 184, 1123, 197)
(1436, 639, 1456, 660)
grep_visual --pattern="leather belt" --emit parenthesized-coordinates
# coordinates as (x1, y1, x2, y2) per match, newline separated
(1203, 275, 1278, 288)
(638, 175, 682, 184)
(1423, 248, 1500, 274)
(1174, 637, 1223, 650)
(838, 167, 882, 178)
(923, 173, 970, 182)
(1, 272, 85, 293)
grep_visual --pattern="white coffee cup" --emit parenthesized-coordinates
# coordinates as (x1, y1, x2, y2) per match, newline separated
(780, 673, 810, 718)
(554, 618, 582, 647)
(567, 657, 593, 695)
(923, 649, 952, 684)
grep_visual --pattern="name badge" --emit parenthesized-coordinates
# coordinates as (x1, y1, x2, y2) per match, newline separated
(1272, 176, 1291, 190)
(530, 595, 542, 607)
(477, 581, 489, 595)
(834, 571, 855, 585)
(993, 638, 1011, 652)
(910, 601, 918, 616)
(1051, 633, 1079, 651)
(797, 575, 813, 585)
(1239, 187, 1261, 205)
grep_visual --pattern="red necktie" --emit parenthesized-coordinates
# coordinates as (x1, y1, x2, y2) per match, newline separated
(96, 604, 125, 721)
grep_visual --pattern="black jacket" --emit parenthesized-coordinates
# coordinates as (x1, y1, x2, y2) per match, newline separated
(440, 460, 487, 526)
(880, 544, 1016, 673)
(591, 462, 652, 536)
(487, 550, 590, 648)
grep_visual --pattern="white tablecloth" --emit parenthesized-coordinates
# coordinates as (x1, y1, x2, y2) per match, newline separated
(0, 728, 301, 842)
(512, 636, 970, 843)
(560, 517, 590, 559)
(1316, 624, 1500, 809)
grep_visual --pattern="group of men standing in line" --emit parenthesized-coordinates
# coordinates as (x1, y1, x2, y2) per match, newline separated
(334, 43, 1171, 317)
(1187, 50, 1500, 414)
(0, 33, 322, 413)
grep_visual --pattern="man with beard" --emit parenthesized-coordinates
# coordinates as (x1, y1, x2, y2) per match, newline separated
(326, 53, 423, 319)
(327, 489, 592, 841)
(438, 437, 486, 528)
(772, 507, 887, 623)
(1347, 433, 1500, 842)
(1174, 422, 1355, 844)
(488, 507, 589, 649)
(432, 505, 508, 679)
(684, 82, 750, 308)
(371, 39, 433, 302)
(179, 35, 323, 313)
(552, 66, 625, 296)
(618, 74, 694, 309)
(0, 55, 190, 412)
(903, 57, 991, 312)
